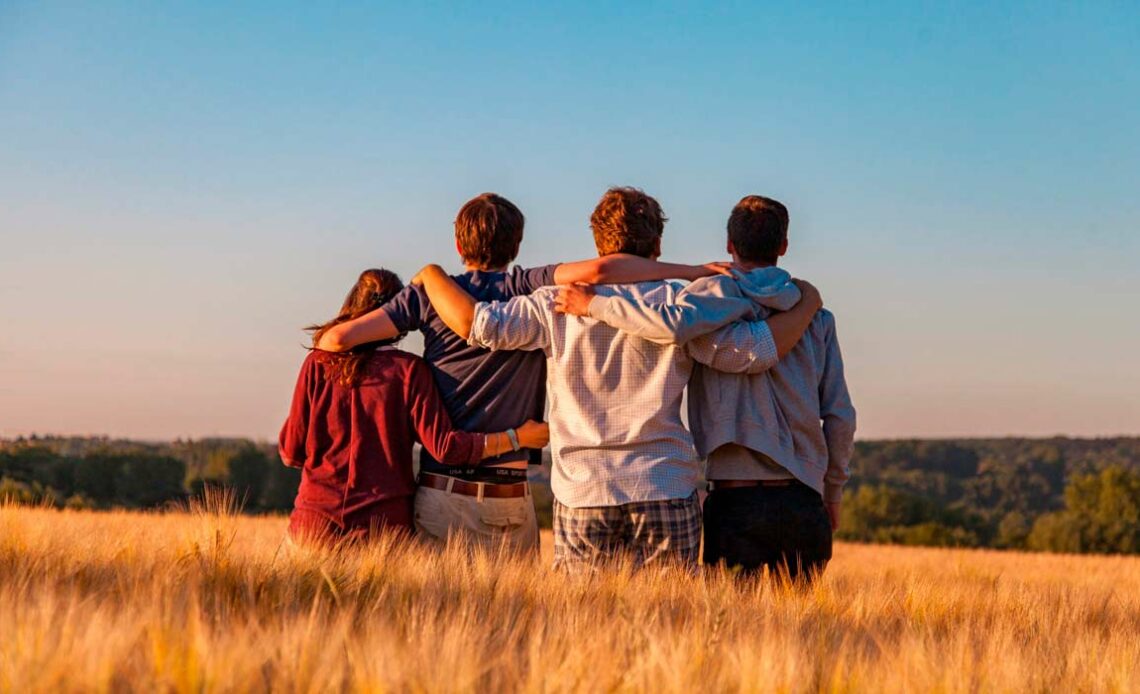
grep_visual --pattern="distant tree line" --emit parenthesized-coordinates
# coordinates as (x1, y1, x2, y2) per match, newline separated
(835, 438, 1140, 554)
(0, 436, 298, 512)
(2, 435, 1138, 555)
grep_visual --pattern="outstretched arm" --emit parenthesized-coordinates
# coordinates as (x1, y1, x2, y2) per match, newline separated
(553, 254, 732, 286)
(413, 264, 550, 352)
(558, 278, 821, 357)
(413, 264, 478, 339)
(315, 309, 400, 352)
(554, 275, 764, 345)
(686, 289, 821, 374)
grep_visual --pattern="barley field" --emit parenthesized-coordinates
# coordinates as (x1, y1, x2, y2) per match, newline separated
(2, 498, 1138, 693)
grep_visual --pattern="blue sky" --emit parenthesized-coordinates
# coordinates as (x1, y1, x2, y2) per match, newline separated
(1, 1, 1137, 440)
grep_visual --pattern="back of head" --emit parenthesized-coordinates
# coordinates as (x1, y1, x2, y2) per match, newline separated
(454, 193, 525, 269)
(727, 195, 789, 265)
(309, 268, 405, 386)
(590, 187, 667, 258)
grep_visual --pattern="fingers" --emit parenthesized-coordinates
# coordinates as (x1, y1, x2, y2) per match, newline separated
(554, 286, 591, 316)
(553, 292, 571, 314)
(792, 278, 823, 309)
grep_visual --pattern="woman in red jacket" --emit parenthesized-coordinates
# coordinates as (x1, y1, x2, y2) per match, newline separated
(279, 268, 548, 545)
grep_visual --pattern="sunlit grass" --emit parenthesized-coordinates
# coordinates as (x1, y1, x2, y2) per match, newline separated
(1, 495, 1138, 692)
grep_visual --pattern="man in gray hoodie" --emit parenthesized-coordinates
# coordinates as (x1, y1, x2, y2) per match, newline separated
(555, 195, 855, 581)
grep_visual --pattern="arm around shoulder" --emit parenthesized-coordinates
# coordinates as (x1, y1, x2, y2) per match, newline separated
(585, 276, 755, 345)
(467, 293, 551, 352)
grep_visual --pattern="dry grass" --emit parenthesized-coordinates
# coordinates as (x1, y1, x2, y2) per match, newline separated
(1, 496, 1139, 693)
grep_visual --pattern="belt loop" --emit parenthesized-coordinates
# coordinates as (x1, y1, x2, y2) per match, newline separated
(524, 482, 531, 499)
(446, 477, 455, 495)
(476, 482, 485, 503)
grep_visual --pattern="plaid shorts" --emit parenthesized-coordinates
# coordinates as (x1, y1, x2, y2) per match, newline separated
(552, 492, 701, 572)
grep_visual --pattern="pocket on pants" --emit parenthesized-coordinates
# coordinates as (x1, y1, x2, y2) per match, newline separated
(480, 511, 527, 532)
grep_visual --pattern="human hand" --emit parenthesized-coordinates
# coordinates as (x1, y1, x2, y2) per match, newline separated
(515, 420, 550, 449)
(825, 501, 841, 532)
(554, 283, 596, 317)
(792, 279, 823, 312)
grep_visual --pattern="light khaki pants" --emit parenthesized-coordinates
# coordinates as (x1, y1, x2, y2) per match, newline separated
(413, 484, 539, 555)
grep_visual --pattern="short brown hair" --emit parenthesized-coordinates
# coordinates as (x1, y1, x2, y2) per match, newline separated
(727, 195, 789, 264)
(454, 193, 525, 269)
(590, 187, 667, 258)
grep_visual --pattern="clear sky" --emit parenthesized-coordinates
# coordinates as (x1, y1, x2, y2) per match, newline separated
(1, 1, 1138, 442)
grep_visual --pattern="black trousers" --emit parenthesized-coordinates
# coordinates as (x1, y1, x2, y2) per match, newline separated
(702, 481, 832, 582)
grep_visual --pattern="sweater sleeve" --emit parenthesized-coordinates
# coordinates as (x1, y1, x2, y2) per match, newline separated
(405, 358, 485, 466)
(586, 276, 756, 346)
(278, 355, 315, 468)
(819, 313, 856, 503)
(685, 319, 779, 374)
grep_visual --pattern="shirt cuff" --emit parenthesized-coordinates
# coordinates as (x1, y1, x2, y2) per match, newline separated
(278, 447, 304, 468)
(586, 295, 609, 320)
(467, 302, 494, 348)
(467, 432, 486, 465)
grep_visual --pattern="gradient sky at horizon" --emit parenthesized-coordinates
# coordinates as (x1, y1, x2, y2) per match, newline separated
(2, 2, 1138, 442)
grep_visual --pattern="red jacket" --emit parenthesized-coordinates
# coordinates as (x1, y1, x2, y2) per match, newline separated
(279, 348, 484, 529)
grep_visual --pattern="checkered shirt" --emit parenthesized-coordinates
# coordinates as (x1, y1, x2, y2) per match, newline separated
(468, 280, 774, 508)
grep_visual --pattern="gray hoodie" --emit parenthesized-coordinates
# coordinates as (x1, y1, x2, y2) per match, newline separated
(586, 267, 856, 502)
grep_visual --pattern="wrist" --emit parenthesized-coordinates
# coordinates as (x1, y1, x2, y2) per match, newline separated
(505, 428, 521, 452)
(586, 295, 606, 319)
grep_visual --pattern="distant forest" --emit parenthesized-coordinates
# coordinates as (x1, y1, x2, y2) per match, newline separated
(2, 435, 1138, 555)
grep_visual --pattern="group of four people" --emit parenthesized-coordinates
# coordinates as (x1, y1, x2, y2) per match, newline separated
(279, 187, 855, 580)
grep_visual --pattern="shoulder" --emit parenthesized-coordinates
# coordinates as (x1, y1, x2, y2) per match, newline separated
(380, 283, 426, 323)
(528, 285, 559, 302)
(602, 279, 682, 301)
(305, 349, 331, 370)
(812, 308, 839, 336)
(371, 347, 425, 370)
(488, 286, 558, 308)
(390, 282, 426, 305)
(682, 274, 744, 299)
(505, 264, 557, 294)
(360, 348, 431, 385)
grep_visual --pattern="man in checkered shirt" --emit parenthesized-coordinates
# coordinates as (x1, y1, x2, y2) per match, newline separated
(413, 187, 821, 571)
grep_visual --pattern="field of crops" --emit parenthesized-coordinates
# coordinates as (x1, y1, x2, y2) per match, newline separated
(2, 498, 1138, 692)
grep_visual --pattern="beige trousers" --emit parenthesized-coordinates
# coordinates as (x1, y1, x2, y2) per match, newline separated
(413, 484, 539, 555)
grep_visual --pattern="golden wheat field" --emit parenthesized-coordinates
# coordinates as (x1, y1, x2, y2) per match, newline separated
(1, 497, 1138, 693)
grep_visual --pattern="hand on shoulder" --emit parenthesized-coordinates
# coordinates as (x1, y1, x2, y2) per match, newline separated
(554, 283, 596, 317)
(792, 279, 823, 312)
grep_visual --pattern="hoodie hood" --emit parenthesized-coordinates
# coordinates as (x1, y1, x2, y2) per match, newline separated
(731, 266, 801, 312)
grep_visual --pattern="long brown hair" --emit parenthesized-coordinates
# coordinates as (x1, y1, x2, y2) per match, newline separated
(308, 268, 405, 386)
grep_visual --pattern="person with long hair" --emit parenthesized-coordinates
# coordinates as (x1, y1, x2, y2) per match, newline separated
(279, 268, 549, 545)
